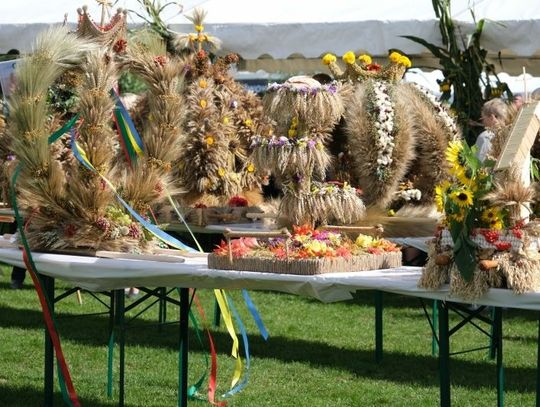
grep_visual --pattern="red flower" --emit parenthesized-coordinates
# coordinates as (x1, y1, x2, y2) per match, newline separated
(64, 224, 77, 238)
(480, 229, 500, 244)
(335, 246, 352, 259)
(511, 227, 523, 239)
(213, 238, 256, 258)
(292, 224, 315, 237)
(153, 55, 168, 67)
(494, 241, 512, 251)
(366, 63, 382, 72)
(228, 196, 249, 207)
(113, 38, 127, 54)
(367, 247, 383, 255)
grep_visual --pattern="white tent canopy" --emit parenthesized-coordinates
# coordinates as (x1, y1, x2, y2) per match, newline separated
(1, 0, 540, 74)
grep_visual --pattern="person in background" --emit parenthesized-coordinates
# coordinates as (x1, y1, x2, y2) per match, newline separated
(475, 98, 508, 162)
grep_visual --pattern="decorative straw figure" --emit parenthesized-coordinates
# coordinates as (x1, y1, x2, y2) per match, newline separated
(117, 33, 187, 214)
(172, 9, 265, 207)
(252, 76, 365, 225)
(323, 50, 459, 211)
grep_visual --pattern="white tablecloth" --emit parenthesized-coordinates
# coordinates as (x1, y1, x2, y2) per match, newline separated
(1, 247, 540, 309)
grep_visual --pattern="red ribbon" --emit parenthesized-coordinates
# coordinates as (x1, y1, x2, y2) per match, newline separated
(191, 290, 227, 407)
(22, 251, 81, 407)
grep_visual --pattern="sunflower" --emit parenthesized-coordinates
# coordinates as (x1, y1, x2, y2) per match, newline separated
(449, 164, 467, 181)
(445, 140, 462, 166)
(481, 207, 501, 223)
(434, 180, 451, 212)
(457, 172, 478, 192)
(490, 219, 504, 230)
(449, 212, 465, 223)
(450, 188, 474, 208)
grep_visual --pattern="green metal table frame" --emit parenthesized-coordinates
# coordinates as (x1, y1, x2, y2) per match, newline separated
(373, 291, 508, 407)
(40, 280, 540, 407)
(40, 274, 192, 407)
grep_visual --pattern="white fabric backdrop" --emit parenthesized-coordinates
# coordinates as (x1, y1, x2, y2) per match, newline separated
(1, 0, 539, 75)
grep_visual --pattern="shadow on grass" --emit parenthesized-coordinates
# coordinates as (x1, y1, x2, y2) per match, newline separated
(0, 303, 537, 394)
(0, 384, 115, 407)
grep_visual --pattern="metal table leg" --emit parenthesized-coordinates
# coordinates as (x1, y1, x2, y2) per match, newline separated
(493, 307, 504, 407)
(179, 287, 189, 407)
(114, 290, 126, 406)
(43, 275, 55, 407)
(375, 291, 383, 363)
(432, 300, 439, 355)
(438, 300, 450, 407)
(159, 287, 167, 331)
(537, 312, 540, 407)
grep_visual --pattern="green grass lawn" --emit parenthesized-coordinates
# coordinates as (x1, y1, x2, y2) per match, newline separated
(0, 265, 539, 406)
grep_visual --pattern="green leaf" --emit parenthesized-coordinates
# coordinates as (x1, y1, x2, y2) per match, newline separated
(453, 237, 476, 282)
(401, 35, 450, 60)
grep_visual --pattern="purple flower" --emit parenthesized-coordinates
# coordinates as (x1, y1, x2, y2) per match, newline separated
(307, 140, 316, 148)
(313, 231, 329, 241)
(293, 173, 304, 183)
(230, 100, 238, 109)
(327, 84, 337, 94)
(7, 154, 15, 161)
(278, 136, 288, 146)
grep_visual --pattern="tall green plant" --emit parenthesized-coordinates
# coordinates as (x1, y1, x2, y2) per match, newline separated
(403, 0, 511, 145)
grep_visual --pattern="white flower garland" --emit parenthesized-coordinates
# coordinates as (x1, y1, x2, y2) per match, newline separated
(412, 83, 459, 140)
(369, 81, 396, 179)
(397, 188, 422, 201)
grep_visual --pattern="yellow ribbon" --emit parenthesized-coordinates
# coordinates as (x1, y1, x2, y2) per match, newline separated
(214, 289, 243, 388)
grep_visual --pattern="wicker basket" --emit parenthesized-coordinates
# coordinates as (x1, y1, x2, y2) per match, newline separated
(208, 251, 402, 275)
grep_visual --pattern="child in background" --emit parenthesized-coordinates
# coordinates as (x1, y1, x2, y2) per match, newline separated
(475, 98, 508, 161)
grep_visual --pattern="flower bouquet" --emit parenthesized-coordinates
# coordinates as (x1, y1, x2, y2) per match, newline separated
(207, 225, 402, 275)
(420, 140, 540, 298)
(183, 195, 262, 226)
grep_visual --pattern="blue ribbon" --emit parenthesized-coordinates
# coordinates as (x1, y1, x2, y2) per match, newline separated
(70, 128, 195, 253)
(111, 90, 145, 154)
(242, 289, 269, 340)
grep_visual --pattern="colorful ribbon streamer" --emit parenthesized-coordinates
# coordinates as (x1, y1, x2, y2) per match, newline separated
(11, 166, 80, 407)
(189, 290, 227, 406)
(213, 289, 242, 388)
(241, 289, 269, 341)
(222, 294, 251, 398)
(111, 90, 144, 166)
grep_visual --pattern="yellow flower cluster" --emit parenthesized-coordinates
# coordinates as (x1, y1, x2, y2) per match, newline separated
(355, 234, 374, 248)
(342, 51, 356, 65)
(288, 116, 298, 138)
(388, 51, 412, 68)
(304, 240, 328, 256)
(322, 53, 337, 65)
(358, 54, 372, 65)
(195, 24, 204, 32)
